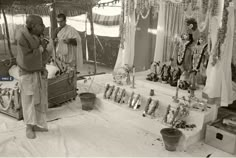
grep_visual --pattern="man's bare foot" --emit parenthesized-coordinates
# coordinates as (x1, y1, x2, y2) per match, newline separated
(33, 126, 48, 132)
(26, 125, 36, 139)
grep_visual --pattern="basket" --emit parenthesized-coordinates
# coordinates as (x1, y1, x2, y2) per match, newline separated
(48, 69, 77, 108)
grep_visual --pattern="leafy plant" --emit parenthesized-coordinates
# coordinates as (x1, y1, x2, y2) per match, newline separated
(164, 101, 190, 128)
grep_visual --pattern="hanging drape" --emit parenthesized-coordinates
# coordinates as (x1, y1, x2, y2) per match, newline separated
(203, 4, 235, 107)
(232, 9, 236, 66)
(114, 0, 136, 69)
(153, 1, 185, 63)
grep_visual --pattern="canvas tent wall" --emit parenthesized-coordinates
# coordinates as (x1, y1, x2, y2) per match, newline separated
(0, 0, 100, 73)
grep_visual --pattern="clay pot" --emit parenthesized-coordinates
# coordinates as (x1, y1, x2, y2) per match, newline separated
(79, 92, 96, 111)
(160, 128, 182, 151)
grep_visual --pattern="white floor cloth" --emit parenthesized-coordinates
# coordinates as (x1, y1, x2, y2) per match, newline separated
(0, 98, 233, 157)
(0, 78, 234, 157)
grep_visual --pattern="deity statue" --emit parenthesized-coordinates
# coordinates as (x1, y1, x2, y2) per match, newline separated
(160, 63, 171, 84)
(169, 66, 182, 87)
(176, 33, 194, 72)
(146, 61, 161, 82)
(173, 18, 198, 90)
(190, 35, 209, 87)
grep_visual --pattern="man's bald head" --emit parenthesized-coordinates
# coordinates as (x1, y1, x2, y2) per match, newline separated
(26, 15, 45, 36)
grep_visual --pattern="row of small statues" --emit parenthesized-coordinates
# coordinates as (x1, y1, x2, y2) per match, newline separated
(146, 61, 182, 86)
(103, 84, 159, 118)
(147, 18, 209, 91)
(146, 60, 206, 91)
(103, 84, 197, 130)
(147, 62, 192, 89)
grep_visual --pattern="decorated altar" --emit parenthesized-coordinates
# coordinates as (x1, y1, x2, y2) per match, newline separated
(77, 70, 218, 150)
(109, 0, 236, 152)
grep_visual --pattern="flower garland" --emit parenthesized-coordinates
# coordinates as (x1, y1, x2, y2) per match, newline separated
(211, 0, 219, 16)
(212, 0, 232, 65)
(177, 40, 191, 65)
(192, 42, 208, 72)
(201, 0, 209, 14)
(191, 0, 199, 11)
(140, 9, 150, 19)
(136, 0, 151, 20)
(182, 0, 191, 11)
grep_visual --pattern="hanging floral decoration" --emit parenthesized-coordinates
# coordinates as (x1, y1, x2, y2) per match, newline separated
(191, 0, 199, 11)
(136, 0, 151, 19)
(212, 0, 232, 65)
(119, 0, 160, 48)
(124, 0, 135, 16)
(201, 0, 209, 14)
(211, 0, 219, 16)
(182, 0, 191, 11)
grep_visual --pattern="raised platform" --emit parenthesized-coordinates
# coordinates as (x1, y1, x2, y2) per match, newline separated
(77, 72, 218, 150)
(97, 84, 217, 150)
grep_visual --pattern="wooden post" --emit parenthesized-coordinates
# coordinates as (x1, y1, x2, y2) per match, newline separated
(2, 9, 13, 58)
(49, 1, 57, 39)
(49, 1, 57, 60)
(88, 7, 97, 75)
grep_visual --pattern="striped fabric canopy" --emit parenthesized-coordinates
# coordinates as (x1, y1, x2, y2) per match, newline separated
(93, 13, 120, 26)
(1, 0, 100, 16)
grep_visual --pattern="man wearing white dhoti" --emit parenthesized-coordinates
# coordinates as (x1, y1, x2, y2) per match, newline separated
(53, 13, 83, 73)
(16, 15, 51, 139)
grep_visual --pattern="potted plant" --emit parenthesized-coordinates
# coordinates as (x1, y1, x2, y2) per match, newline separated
(161, 102, 190, 151)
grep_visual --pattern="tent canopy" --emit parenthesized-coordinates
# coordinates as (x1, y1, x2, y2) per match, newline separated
(0, 0, 100, 16)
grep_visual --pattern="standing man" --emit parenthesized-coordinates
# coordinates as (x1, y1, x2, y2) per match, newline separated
(16, 15, 51, 139)
(53, 13, 83, 73)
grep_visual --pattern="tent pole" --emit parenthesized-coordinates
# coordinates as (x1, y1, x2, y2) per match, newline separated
(49, 0, 57, 61)
(49, 0, 57, 39)
(2, 9, 13, 58)
(89, 7, 97, 75)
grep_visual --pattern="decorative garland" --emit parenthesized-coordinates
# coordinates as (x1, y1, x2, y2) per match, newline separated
(136, 0, 151, 20)
(192, 42, 208, 72)
(201, 0, 209, 14)
(135, 14, 140, 26)
(177, 40, 191, 65)
(197, 10, 209, 33)
(140, 9, 150, 19)
(97, 0, 120, 8)
(191, 0, 199, 11)
(212, 0, 232, 65)
(182, 0, 191, 11)
(211, 0, 219, 16)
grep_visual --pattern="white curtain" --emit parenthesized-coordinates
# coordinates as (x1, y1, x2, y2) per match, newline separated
(153, 1, 166, 63)
(114, 1, 136, 69)
(232, 9, 236, 66)
(204, 4, 235, 107)
(153, 1, 185, 63)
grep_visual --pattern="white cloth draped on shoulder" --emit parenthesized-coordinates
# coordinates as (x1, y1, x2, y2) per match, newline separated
(56, 25, 83, 72)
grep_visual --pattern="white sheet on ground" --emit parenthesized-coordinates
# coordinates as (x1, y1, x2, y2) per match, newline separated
(0, 96, 234, 157)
